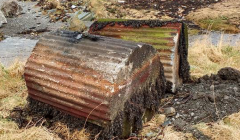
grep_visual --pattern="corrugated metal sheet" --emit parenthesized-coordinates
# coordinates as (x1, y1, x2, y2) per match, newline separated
(89, 21, 184, 92)
(24, 30, 162, 126)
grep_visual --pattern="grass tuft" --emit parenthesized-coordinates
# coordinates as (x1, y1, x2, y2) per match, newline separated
(196, 112, 240, 140)
(188, 32, 240, 78)
(0, 61, 61, 140)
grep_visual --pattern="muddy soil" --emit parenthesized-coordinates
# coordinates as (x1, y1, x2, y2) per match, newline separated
(120, 0, 222, 19)
(160, 67, 240, 139)
(0, 1, 65, 39)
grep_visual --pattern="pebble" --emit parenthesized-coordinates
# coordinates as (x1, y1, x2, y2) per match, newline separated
(175, 113, 180, 118)
(210, 85, 215, 91)
(190, 112, 194, 116)
(224, 95, 230, 100)
(164, 107, 176, 116)
(71, 5, 77, 9)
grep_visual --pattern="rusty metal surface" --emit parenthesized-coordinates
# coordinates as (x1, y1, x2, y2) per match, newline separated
(24, 30, 162, 126)
(89, 21, 184, 92)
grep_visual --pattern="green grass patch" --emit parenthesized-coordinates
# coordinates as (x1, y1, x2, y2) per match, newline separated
(188, 29, 200, 35)
(198, 17, 239, 33)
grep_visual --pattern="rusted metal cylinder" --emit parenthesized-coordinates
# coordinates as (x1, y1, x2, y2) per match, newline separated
(89, 19, 190, 93)
(24, 30, 166, 138)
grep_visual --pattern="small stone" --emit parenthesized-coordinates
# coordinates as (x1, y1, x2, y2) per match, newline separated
(210, 85, 215, 91)
(190, 112, 194, 116)
(175, 113, 180, 118)
(162, 119, 172, 127)
(234, 87, 238, 93)
(164, 107, 176, 116)
(208, 93, 221, 102)
(224, 95, 229, 100)
(176, 101, 181, 105)
(71, 5, 77, 9)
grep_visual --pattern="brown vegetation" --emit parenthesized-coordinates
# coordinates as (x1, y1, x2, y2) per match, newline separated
(188, 33, 240, 78)
(187, 0, 240, 33)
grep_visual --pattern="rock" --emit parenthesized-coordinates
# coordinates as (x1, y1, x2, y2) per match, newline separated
(233, 87, 238, 93)
(1, 1, 23, 18)
(69, 15, 87, 32)
(218, 67, 240, 81)
(162, 119, 171, 127)
(175, 113, 180, 118)
(210, 85, 215, 91)
(77, 11, 94, 21)
(0, 10, 7, 27)
(224, 95, 229, 100)
(190, 112, 194, 116)
(164, 107, 176, 116)
(207, 92, 221, 102)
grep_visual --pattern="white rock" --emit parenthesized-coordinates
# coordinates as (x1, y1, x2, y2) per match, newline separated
(117, 0, 125, 3)
(0, 10, 7, 27)
(190, 112, 194, 116)
(71, 5, 76, 9)
(175, 113, 180, 118)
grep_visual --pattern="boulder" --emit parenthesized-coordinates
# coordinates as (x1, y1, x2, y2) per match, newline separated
(1, 1, 22, 18)
(218, 67, 240, 81)
(68, 15, 87, 32)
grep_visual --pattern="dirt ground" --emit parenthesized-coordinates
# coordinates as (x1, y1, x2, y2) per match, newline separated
(103, 0, 239, 32)
(118, 0, 221, 19)
(162, 67, 240, 139)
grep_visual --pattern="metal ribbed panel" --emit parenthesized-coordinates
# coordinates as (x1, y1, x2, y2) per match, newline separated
(24, 31, 161, 126)
(89, 21, 184, 92)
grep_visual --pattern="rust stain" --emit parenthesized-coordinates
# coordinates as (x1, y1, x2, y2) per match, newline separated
(89, 21, 183, 92)
(24, 31, 162, 126)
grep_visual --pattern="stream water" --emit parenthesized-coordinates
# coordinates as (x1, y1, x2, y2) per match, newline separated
(189, 31, 240, 47)
(0, 37, 38, 67)
(0, 32, 239, 67)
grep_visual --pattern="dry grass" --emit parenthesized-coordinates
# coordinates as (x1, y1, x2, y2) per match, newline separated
(187, 0, 240, 33)
(140, 114, 195, 140)
(51, 122, 90, 140)
(188, 32, 240, 78)
(161, 126, 195, 140)
(196, 112, 240, 140)
(0, 61, 61, 140)
(0, 119, 60, 140)
(0, 61, 26, 99)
